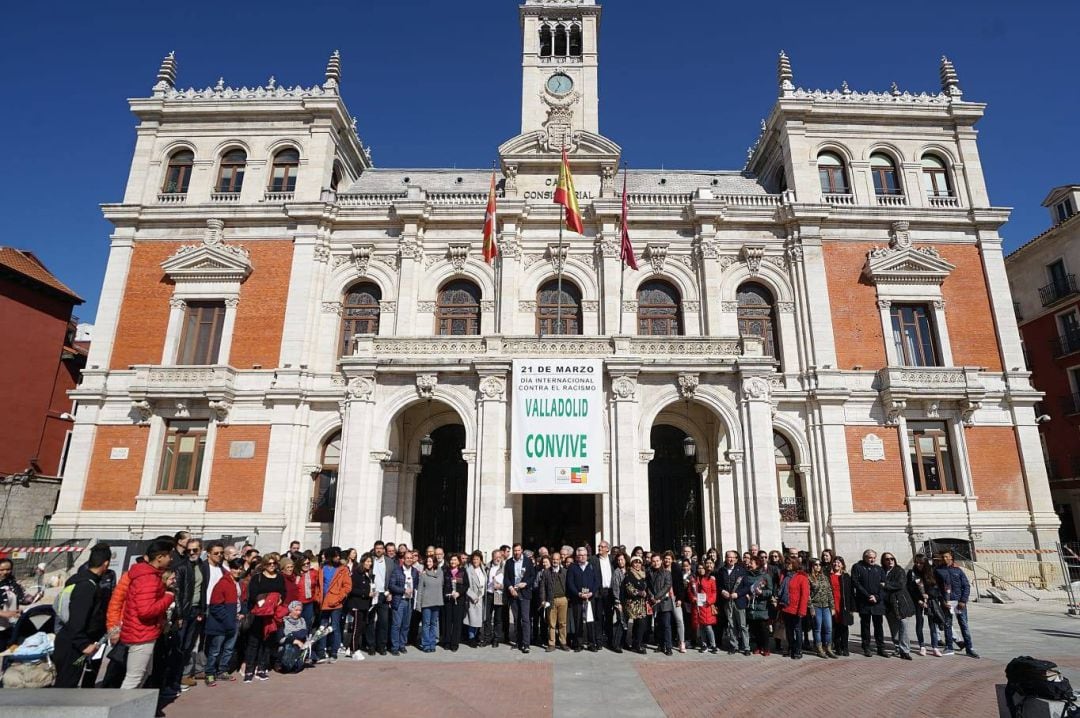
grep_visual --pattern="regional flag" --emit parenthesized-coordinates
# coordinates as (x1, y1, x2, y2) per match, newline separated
(482, 170, 498, 264)
(554, 149, 585, 234)
(619, 168, 639, 270)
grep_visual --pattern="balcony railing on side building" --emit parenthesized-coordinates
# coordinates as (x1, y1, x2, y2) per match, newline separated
(1039, 274, 1079, 307)
(1051, 331, 1080, 358)
(1062, 392, 1080, 417)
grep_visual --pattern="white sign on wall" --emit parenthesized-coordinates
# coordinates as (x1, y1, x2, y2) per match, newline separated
(109, 447, 129, 460)
(862, 433, 885, 462)
(510, 358, 604, 494)
(229, 441, 256, 459)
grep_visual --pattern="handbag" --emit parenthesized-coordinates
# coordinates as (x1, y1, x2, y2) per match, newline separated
(106, 642, 129, 667)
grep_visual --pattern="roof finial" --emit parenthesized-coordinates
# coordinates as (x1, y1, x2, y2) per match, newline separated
(324, 50, 341, 91)
(777, 50, 794, 97)
(153, 51, 177, 95)
(940, 55, 962, 98)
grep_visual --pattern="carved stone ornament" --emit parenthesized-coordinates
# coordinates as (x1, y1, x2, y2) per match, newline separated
(925, 401, 940, 419)
(499, 234, 522, 259)
(725, 450, 745, 463)
(786, 244, 804, 263)
(168, 296, 187, 309)
(416, 301, 436, 312)
(174, 401, 190, 418)
(131, 400, 153, 424)
(776, 301, 795, 313)
(480, 300, 495, 312)
(313, 240, 331, 264)
(682, 300, 701, 312)
(208, 400, 232, 423)
(416, 373, 438, 400)
(622, 300, 639, 312)
(741, 245, 766, 276)
(876, 298, 892, 310)
(303, 464, 322, 476)
(645, 244, 668, 275)
(718, 255, 737, 271)
(581, 300, 599, 312)
(547, 244, 568, 273)
(885, 399, 907, 426)
(721, 301, 739, 312)
(448, 244, 470, 272)
(696, 238, 719, 260)
(741, 376, 771, 401)
(478, 375, 506, 401)
(379, 254, 399, 272)
(379, 300, 397, 313)
(161, 218, 252, 283)
(351, 244, 374, 275)
(597, 236, 620, 259)
(677, 372, 699, 400)
(504, 164, 518, 194)
(864, 225, 956, 287)
(960, 399, 981, 426)
(398, 235, 423, 260)
(347, 376, 376, 402)
(890, 221, 912, 249)
(224, 297, 240, 308)
(321, 301, 343, 315)
(638, 450, 656, 464)
(519, 300, 538, 313)
(611, 375, 636, 400)
(766, 255, 788, 270)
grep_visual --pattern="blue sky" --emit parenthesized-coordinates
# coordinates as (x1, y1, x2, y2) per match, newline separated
(2, 0, 1076, 321)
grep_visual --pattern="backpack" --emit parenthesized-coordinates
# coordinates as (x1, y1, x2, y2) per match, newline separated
(1005, 656, 1075, 703)
(776, 574, 792, 609)
(52, 583, 76, 631)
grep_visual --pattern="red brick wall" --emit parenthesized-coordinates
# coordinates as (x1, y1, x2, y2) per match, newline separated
(82, 425, 150, 510)
(822, 242, 1005, 372)
(937, 245, 1003, 371)
(206, 425, 270, 512)
(966, 426, 1027, 510)
(109, 240, 293, 370)
(846, 425, 908, 512)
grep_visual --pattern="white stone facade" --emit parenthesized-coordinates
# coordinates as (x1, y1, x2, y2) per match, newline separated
(53, 1, 1057, 563)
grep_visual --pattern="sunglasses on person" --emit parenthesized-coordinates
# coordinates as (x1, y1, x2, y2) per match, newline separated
(188, 548, 201, 554)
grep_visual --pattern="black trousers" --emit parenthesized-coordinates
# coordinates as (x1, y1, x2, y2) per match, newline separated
(365, 600, 390, 651)
(860, 612, 885, 650)
(748, 618, 770, 651)
(631, 617, 649, 649)
(834, 619, 849, 652)
(612, 605, 626, 649)
(484, 597, 507, 645)
(52, 641, 87, 688)
(573, 600, 599, 649)
(783, 613, 803, 656)
(345, 606, 369, 653)
(243, 626, 274, 675)
(444, 600, 465, 649)
(596, 588, 614, 644)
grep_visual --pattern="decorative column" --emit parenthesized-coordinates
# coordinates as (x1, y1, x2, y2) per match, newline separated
(496, 201, 525, 334)
(476, 370, 512, 550)
(741, 375, 782, 549)
(333, 370, 380, 548)
(609, 370, 644, 547)
(381, 460, 402, 541)
(393, 194, 426, 335)
(461, 449, 479, 549)
(724, 450, 746, 550)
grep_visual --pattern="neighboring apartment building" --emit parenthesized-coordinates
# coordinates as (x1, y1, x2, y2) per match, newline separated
(1007, 186, 1080, 543)
(53, 0, 1056, 565)
(0, 247, 85, 537)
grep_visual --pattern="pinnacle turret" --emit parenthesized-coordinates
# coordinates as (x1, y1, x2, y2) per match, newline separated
(777, 51, 794, 97)
(324, 50, 341, 92)
(940, 55, 962, 97)
(152, 51, 177, 95)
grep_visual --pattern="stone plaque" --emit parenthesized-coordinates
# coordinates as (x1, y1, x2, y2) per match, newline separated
(862, 433, 885, 462)
(229, 441, 256, 459)
(109, 447, 129, 460)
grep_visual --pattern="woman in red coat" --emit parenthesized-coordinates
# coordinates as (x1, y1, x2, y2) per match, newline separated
(686, 563, 718, 653)
(778, 555, 811, 660)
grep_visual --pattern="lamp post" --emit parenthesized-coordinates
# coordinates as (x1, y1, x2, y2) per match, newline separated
(419, 399, 433, 460)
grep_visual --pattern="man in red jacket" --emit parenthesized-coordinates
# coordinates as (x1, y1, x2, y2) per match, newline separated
(119, 539, 175, 690)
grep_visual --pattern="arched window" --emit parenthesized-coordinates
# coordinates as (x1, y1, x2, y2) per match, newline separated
(817, 151, 849, 194)
(537, 279, 582, 335)
(870, 153, 902, 196)
(269, 147, 300, 193)
(775, 432, 806, 521)
(637, 279, 682, 336)
(310, 432, 340, 523)
(435, 279, 481, 336)
(539, 25, 553, 57)
(553, 24, 568, 57)
(737, 282, 778, 360)
(921, 154, 952, 197)
(568, 25, 583, 57)
(216, 148, 246, 193)
(331, 162, 343, 192)
(162, 149, 194, 194)
(341, 282, 381, 354)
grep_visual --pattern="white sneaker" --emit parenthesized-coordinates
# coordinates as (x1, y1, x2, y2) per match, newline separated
(919, 646, 926, 656)
(932, 648, 942, 657)
(353, 651, 365, 661)
(344, 649, 352, 658)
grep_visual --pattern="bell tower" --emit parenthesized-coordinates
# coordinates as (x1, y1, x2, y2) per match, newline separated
(519, 0, 601, 148)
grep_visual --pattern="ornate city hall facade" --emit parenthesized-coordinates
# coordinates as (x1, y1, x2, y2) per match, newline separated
(54, 0, 1057, 563)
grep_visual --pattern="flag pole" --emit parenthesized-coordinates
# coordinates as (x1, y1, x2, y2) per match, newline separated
(493, 159, 501, 335)
(618, 161, 627, 335)
(555, 146, 566, 336)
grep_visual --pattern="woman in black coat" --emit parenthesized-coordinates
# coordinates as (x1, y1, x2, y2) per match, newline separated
(442, 555, 467, 651)
(831, 556, 854, 656)
(345, 553, 374, 658)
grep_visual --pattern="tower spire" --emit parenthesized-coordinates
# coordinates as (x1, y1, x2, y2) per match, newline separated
(777, 50, 794, 97)
(153, 51, 177, 96)
(939, 55, 962, 98)
(324, 50, 341, 92)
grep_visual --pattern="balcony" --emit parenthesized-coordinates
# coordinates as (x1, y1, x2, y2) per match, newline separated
(263, 191, 294, 202)
(210, 192, 241, 203)
(875, 193, 908, 207)
(1038, 274, 1078, 307)
(1051, 331, 1080, 358)
(157, 192, 187, 204)
(127, 365, 238, 402)
(823, 192, 855, 206)
(779, 496, 808, 522)
(1063, 392, 1080, 417)
(928, 195, 960, 208)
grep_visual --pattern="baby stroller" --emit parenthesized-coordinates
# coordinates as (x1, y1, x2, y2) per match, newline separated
(10, 606, 56, 645)
(1, 613, 57, 689)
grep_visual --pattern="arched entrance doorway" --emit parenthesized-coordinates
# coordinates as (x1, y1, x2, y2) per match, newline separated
(649, 424, 705, 555)
(412, 424, 467, 552)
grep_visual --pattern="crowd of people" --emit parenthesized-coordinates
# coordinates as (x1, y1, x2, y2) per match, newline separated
(0, 532, 980, 715)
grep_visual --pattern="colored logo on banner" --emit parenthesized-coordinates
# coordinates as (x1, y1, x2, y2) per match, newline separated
(571, 466, 588, 484)
(555, 467, 571, 484)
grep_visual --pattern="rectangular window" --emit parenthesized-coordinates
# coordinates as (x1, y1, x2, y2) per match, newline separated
(176, 302, 225, 365)
(890, 303, 940, 366)
(1056, 198, 1075, 223)
(907, 421, 957, 494)
(157, 420, 208, 493)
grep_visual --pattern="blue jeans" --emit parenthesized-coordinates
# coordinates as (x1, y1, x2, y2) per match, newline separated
(943, 603, 973, 652)
(390, 600, 411, 651)
(301, 602, 315, 633)
(315, 608, 341, 659)
(813, 607, 832, 645)
(421, 607, 440, 650)
(204, 632, 237, 677)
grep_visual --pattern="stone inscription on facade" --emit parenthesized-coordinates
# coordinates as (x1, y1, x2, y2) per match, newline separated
(861, 433, 885, 462)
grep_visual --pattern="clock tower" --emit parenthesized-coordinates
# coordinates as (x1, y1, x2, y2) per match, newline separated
(519, 0, 601, 149)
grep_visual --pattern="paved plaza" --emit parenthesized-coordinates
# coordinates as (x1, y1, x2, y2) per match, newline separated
(162, 603, 1080, 718)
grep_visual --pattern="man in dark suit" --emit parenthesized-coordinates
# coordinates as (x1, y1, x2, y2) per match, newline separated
(715, 550, 749, 654)
(387, 550, 419, 656)
(367, 541, 395, 655)
(568, 547, 601, 651)
(587, 541, 616, 649)
(503, 543, 535, 653)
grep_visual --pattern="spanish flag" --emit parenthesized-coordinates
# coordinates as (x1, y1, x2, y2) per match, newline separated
(554, 149, 584, 234)
(482, 170, 498, 264)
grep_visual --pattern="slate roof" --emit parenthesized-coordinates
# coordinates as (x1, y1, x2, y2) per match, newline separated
(343, 168, 769, 195)
(0, 247, 83, 303)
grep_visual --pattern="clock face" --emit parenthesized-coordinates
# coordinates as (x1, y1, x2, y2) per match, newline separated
(546, 73, 573, 96)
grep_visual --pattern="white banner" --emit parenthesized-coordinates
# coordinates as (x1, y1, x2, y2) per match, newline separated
(510, 358, 604, 493)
